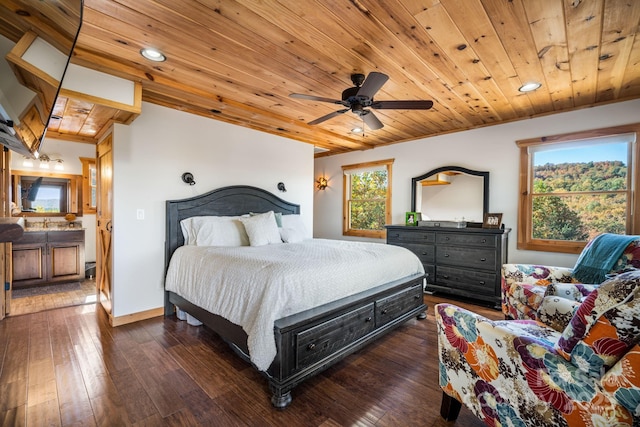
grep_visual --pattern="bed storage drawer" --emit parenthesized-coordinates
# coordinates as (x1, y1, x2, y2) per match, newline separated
(375, 284, 423, 327)
(295, 303, 375, 368)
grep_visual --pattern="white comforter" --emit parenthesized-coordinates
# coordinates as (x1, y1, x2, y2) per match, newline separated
(165, 239, 424, 371)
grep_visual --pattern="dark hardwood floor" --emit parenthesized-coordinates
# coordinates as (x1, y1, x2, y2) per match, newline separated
(0, 294, 501, 426)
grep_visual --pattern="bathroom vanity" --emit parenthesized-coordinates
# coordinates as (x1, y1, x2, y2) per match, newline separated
(12, 228, 85, 288)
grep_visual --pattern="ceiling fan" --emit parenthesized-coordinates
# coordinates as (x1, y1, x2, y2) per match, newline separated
(290, 72, 433, 130)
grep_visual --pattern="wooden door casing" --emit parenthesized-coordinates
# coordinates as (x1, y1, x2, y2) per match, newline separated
(96, 134, 113, 315)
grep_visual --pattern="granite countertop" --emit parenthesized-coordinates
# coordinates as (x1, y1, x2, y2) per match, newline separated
(25, 227, 84, 232)
(24, 221, 83, 232)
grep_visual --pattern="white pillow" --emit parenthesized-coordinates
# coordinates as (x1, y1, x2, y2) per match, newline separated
(279, 227, 304, 243)
(280, 214, 309, 240)
(239, 211, 281, 246)
(180, 216, 249, 246)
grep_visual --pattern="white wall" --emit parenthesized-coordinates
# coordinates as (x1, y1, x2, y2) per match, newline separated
(314, 99, 640, 268)
(10, 138, 97, 262)
(111, 102, 314, 317)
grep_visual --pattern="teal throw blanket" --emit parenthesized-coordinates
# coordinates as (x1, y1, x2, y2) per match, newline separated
(572, 233, 637, 284)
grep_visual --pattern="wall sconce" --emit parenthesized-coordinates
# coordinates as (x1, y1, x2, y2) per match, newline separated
(38, 153, 63, 170)
(181, 172, 196, 185)
(316, 176, 328, 190)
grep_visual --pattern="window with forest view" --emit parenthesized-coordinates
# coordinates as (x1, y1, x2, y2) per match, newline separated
(342, 159, 393, 238)
(517, 125, 639, 254)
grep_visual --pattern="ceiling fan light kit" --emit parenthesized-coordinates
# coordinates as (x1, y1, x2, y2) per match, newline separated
(290, 72, 433, 131)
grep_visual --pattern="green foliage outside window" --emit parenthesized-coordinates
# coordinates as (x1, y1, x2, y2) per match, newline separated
(532, 160, 627, 241)
(349, 170, 387, 231)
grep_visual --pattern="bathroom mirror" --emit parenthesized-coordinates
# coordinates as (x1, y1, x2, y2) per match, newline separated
(411, 166, 489, 224)
(11, 171, 81, 217)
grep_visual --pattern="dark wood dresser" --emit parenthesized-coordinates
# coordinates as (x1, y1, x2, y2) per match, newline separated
(386, 225, 510, 307)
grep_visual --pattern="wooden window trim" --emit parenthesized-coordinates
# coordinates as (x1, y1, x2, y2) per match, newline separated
(80, 156, 97, 214)
(516, 123, 640, 254)
(342, 159, 394, 239)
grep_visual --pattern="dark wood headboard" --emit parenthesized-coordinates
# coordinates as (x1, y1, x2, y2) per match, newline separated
(165, 185, 300, 267)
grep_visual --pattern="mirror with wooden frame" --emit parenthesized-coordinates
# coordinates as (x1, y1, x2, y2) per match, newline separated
(411, 166, 489, 224)
(11, 170, 82, 217)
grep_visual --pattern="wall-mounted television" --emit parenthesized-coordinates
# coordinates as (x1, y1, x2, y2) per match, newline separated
(0, 0, 83, 158)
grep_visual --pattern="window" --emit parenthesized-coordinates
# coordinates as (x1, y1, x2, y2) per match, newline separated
(517, 124, 640, 254)
(342, 159, 393, 238)
(80, 157, 96, 214)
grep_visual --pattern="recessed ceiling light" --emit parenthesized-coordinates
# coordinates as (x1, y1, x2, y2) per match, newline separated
(140, 47, 166, 62)
(519, 82, 542, 92)
(351, 126, 363, 133)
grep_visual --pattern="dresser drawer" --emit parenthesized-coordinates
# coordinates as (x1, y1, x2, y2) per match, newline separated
(387, 229, 435, 244)
(424, 264, 435, 283)
(296, 303, 375, 368)
(437, 232, 498, 248)
(436, 266, 497, 296)
(375, 284, 423, 327)
(396, 243, 435, 264)
(436, 246, 496, 270)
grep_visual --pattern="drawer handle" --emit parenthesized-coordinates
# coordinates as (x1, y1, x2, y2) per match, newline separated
(382, 309, 388, 315)
(444, 253, 450, 257)
(365, 316, 372, 322)
(479, 281, 485, 285)
(443, 275, 449, 279)
(481, 239, 486, 243)
(307, 343, 316, 351)
(414, 295, 420, 300)
(480, 258, 486, 262)
(421, 252, 428, 255)
(444, 237, 450, 241)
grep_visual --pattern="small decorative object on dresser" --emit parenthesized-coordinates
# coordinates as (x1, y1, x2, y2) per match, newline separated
(482, 212, 502, 228)
(405, 211, 420, 226)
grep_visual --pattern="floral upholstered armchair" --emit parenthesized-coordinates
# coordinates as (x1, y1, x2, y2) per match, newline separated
(502, 234, 640, 326)
(437, 270, 640, 426)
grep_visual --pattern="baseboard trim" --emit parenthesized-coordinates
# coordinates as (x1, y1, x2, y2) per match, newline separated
(110, 306, 164, 327)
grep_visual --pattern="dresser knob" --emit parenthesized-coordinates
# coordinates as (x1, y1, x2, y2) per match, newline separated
(479, 281, 485, 285)
(444, 253, 450, 257)
(307, 343, 316, 350)
(481, 239, 486, 243)
(365, 316, 372, 322)
(421, 252, 427, 255)
(480, 258, 486, 262)
(414, 295, 420, 300)
(382, 309, 388, 315)
(445, 237, 450, 241)
(443, 275, 449, 279)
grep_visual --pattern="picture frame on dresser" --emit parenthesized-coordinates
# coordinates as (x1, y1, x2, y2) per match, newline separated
(483, 213, 503, 229)
(405, 212, 420, 226)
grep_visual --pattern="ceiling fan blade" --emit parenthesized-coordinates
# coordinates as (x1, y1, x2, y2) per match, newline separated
(289, 93, 344, 105)
(356, 72, 389, 99)
(361, 110, 384, 130)
(371, 100, 434, 110)
(307, 108, 349, 125)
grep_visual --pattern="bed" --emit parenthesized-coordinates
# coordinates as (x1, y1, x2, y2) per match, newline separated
(164, 185, 427, 408)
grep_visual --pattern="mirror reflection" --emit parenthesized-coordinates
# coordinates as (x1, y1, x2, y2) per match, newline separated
(11, 171, 80, 216)
(411, 166, 489, 224)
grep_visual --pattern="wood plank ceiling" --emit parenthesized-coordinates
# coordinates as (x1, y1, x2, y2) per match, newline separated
(1, 0, 639, 156)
